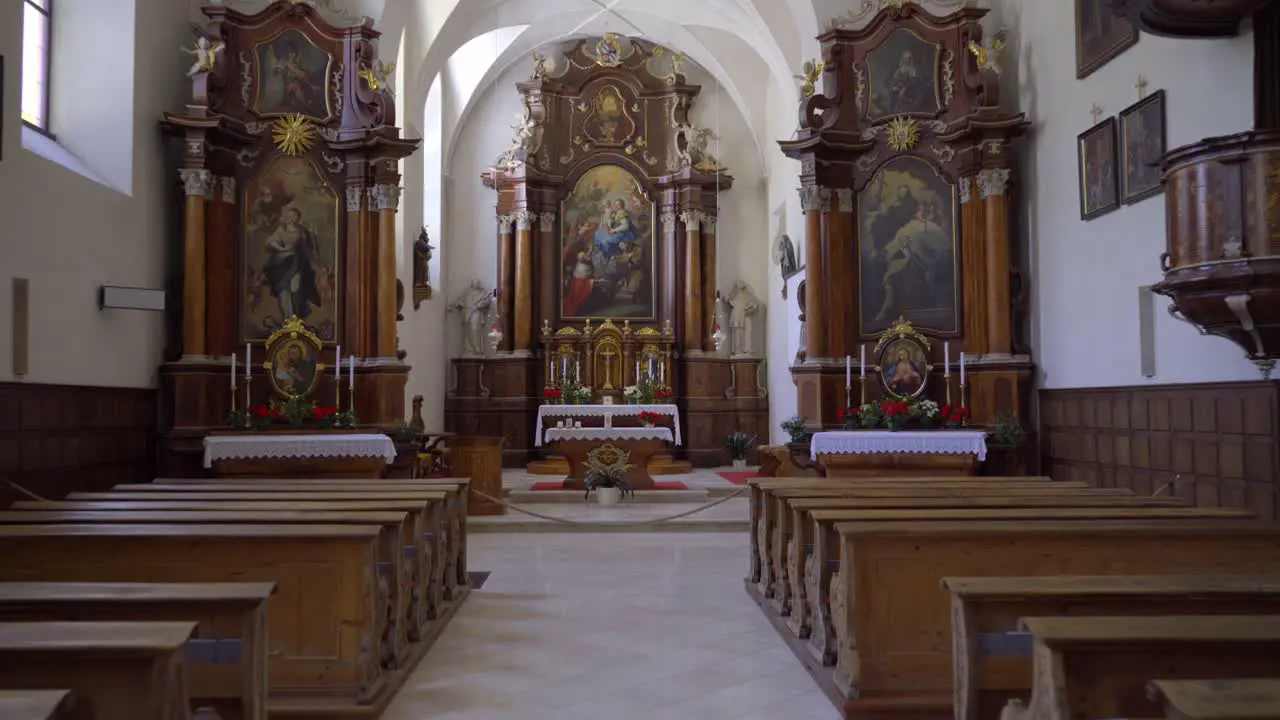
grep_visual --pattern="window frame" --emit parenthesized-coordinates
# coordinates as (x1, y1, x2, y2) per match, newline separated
(21, 0, 54, 138)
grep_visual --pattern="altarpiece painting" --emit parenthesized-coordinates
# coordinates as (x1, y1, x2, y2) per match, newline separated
(560, 164, 656, 320)
(858, 156, 959, 336)
(243, 155, 340, 341)
(866, 28, 941, 120)
(253, 28, 333, 120)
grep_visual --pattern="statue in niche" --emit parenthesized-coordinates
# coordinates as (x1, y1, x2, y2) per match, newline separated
(450, 279, 494, 358)
(727, 282, 762, 357)
(675, 122, 722, 172)
(495, 99, 541, 169)
(413, 226, 433, 309)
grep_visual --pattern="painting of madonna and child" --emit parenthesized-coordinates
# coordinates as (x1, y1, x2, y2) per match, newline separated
(242, 155, 340, 342)
(560, 164, 657, 320)
(858, 156, 960, 336)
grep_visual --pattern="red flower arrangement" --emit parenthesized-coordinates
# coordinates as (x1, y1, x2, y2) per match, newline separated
(312, 405, 338, 421)
(543, 387, 563, 403)
(654, 387, 673, 401)
(838, 406, 862, 429)
(940, 404, 970, 428)
(638, 411, 661, 427)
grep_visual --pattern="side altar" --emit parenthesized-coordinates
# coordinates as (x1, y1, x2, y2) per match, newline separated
(156, 0, 419, 475)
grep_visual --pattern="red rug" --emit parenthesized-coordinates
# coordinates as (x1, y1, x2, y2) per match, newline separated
(529, 480, 689, 491)
(716, 470, 759, 486)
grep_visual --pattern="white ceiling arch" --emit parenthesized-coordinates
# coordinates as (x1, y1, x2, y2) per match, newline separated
(438, 17, 775, 179)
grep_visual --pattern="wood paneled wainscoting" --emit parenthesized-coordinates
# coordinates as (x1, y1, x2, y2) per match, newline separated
(0, 383, 157, 506)
(1039, 382, 1278, 519)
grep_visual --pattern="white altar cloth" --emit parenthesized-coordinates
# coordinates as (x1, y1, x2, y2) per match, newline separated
(810, 430, 988, 462)
(203, 433, 398, 469)
(535, 404, 682, 446)
(543, 427, 675, 445)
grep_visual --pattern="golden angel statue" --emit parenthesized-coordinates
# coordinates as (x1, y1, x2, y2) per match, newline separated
(797, 59, 825, 99)
(968, 30, 1008, 75)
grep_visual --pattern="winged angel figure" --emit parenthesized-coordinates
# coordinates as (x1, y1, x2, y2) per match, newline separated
(183, 24, 224, 76)
(967, 29, 1008, 75)
(795, 59, 825, 99)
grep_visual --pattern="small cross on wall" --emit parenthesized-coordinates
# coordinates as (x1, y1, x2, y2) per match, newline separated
(1090, 104, 1104, 125)
(1136, 74, 1149, 99)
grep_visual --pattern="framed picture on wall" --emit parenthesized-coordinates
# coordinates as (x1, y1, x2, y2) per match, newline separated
(1078, 116, 1121, 221)
(1076, 0, 1139, 79)
(1119, 89, 1167, 205)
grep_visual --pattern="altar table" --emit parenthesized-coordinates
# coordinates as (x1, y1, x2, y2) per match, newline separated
(544, 427, 675, 490)
(203, 432, 398, 479)
(535, 404, 682, 446)
(809, 430, 987, 477)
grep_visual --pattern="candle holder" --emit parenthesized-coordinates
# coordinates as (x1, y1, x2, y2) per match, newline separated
(845, 384, 852, 411)
(959, 381, 967, 411)
(945, 375, 952, 405)
(335, 382, 343, 416)
(243, 373, 253, 416)
(859, 375, 866, 406)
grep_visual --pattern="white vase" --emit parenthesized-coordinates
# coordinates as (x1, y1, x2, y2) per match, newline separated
(731, 458, 747, 470)
(595, 486, 622, 505)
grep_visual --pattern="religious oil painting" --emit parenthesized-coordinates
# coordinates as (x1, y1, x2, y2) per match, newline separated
(243, 155, 340, 342)
(858, 156, 960, 336)
(1119, 89, 1167, 205)
(583, 85, 636, 146)
(866, 28, 941, 120)
(1076, 0, 1138, 79)
(1078, 116, 1121, 220)
(880, 336, 929, 399)
(269, 337, 319, 398)
(560, 164, 656, 321)
(253, 28, 332, 120)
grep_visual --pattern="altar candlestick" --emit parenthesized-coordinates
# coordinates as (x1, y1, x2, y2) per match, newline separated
(959, 352, 966, 387)
(335, 346, 342, 381)
(659, 359, 665, 384)
(230, 354, 236, 389)
(635, 359, 640, 381)
(944, 342, 950, 377)
(575, 360, 581, 384)
(349, 356, 355, 390)
(244, 344, 251, 378)
(845, 355, 852, 389)
(859, 344, 866, 378)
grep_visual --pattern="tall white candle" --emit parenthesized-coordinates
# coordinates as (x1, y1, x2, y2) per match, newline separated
(335, 345, 342, 385)
(349, 356, 355, 390)
(959, 352, 966, 387)
(636, 360, 641, 381)
(944, 342, 950, 378)
(230, 353, 236, 389)
(859, 344, 866, 378)
(245, 344, 251, 378)
(845, 355, 852, 388)
(575, 360, 581, 384)
(659, 361, 665, 384)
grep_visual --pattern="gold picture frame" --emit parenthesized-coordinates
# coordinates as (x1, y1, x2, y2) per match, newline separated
(262, 316, 326, 400)
(252, 27, 335, 123)
(874, 317, 932, 400)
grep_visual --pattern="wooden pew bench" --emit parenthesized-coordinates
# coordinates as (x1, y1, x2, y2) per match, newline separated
(828, 519, 1280, 720)
(0, 524, 387, 713)
(64, 490, 462, 602)
(0, 621, 195, 720)
(0, 509, 415, 669)
(0, 690, 91, 720)
(1149, 678, 1280, 720)
(1003, 616, 1280, 720)
(943, 575, 1280, 720)
(0, 582, 273, 720)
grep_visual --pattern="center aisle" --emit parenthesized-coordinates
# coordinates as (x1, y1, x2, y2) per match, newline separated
(382, 533, 839, 720)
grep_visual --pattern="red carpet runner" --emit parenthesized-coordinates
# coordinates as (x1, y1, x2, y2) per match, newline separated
(716, 470, 758, 486)
(530, 480, 689, 491)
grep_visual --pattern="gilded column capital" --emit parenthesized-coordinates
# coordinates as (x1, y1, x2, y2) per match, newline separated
(345, 186, 365, 212)
(977, 168, 1011, 199)
(958, 176, 973, 205)
(178, 168, 212, 197)
(660, 209, 677, 228)
(538, 212, 555, 233)
(369, 184, 402, 211)
(799, 185, 832, 212)
(497, 214, 516, 234)
(835, 188, 854, 213)
(513, 210, 536, 231)
(217, 176, 236, 204)
(679, 210, 707, 229)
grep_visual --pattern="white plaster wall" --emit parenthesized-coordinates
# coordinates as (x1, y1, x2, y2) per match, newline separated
(0, 0, 190, 388)
(1009, 0, 1260, 387)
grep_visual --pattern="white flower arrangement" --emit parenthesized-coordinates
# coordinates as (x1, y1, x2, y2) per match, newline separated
(916, 399, 940, 419)
(623, 385, 641, 400)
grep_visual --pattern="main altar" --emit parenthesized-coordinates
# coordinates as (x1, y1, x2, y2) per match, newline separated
(156, 1, 418, 475)
(442, 36, 770, 468)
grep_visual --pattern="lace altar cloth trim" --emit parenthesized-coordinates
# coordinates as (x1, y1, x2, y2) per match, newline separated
(543, 427, 674, 444)
(535, 404, 681, 446)
(203, 434, 398, 469)
(810, 430, 988, 462)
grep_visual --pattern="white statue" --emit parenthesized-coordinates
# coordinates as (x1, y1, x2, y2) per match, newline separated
(727, 281, 763, 357)
(182, 35, 224, 76)
(450, 279, 494, 358)
(675, 122, 721, 172)
(495, 100, 541, 168)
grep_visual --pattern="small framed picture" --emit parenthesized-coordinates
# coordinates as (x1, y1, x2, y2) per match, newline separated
(1078, 116, 1121, 221)
(1119, 90, 1167, 205)
(1076, 0, 1139, 79)
(602, 396, 614, 405)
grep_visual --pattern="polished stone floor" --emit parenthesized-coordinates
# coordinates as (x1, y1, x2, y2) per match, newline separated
(382, 532, 839, 720)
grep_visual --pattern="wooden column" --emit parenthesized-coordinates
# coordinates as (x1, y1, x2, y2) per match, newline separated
(959, 175, 989, 354)
(800, 186, 830, 360)
(979, 168, 1013, 357)
(513, 210, 535, 353)
(205, 176, 237, 357)
(827, 189, 854, 356)
(536, 212, 556, 335)
(496, 214, 515, 352)
(178, 168, 211, 358)
(371, 184, 401, 359)
(701, 215, 718, 352)
(679, 211, 704, 353)
(660, 209, 678, 329)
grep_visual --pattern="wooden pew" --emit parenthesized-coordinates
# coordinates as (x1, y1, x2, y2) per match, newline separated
(13, 499, 449, 623)
(0, 524, 387, 713)
(0, 509, 416, 668)
(790, 504, 1251, 670)
(1148, 678, 1280, 720)
(944, 575, 1280, 720)
(0, 621, 195, 720)
(63, 490, 463, 601)
(1003, 616, 1280, 720)
(0, 582, 272, 720)
(0, 690, 91, 720)
(828, 519, 1280, 719)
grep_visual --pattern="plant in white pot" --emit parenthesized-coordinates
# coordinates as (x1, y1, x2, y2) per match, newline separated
(583, 447, 634, 505)
(725, 431, 758, 470)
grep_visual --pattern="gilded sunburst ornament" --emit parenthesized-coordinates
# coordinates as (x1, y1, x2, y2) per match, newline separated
(272, 114, 315, 156)
(886, 116, 920, 151)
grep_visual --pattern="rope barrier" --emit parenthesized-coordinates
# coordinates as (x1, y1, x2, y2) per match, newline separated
(466, 486, 748, 527)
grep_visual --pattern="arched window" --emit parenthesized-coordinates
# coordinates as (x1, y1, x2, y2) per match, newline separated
(21, 0, 52, 134)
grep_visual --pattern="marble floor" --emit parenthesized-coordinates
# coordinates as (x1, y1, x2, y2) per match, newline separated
(382, 532, 839, 720)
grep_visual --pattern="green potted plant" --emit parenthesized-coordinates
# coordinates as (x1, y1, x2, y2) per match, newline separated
(584, 462, 634, 505)
(984, 412, 1029, 476)
(725, 431, 758, 470)
(781, 415, 811, 444)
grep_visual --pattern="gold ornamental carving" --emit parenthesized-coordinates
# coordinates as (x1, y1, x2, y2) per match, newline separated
(583, 85, 636, 145)
(885, 116, 921, 151)
(800, 59, 825, 99)
(272, 114, 316, 156)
